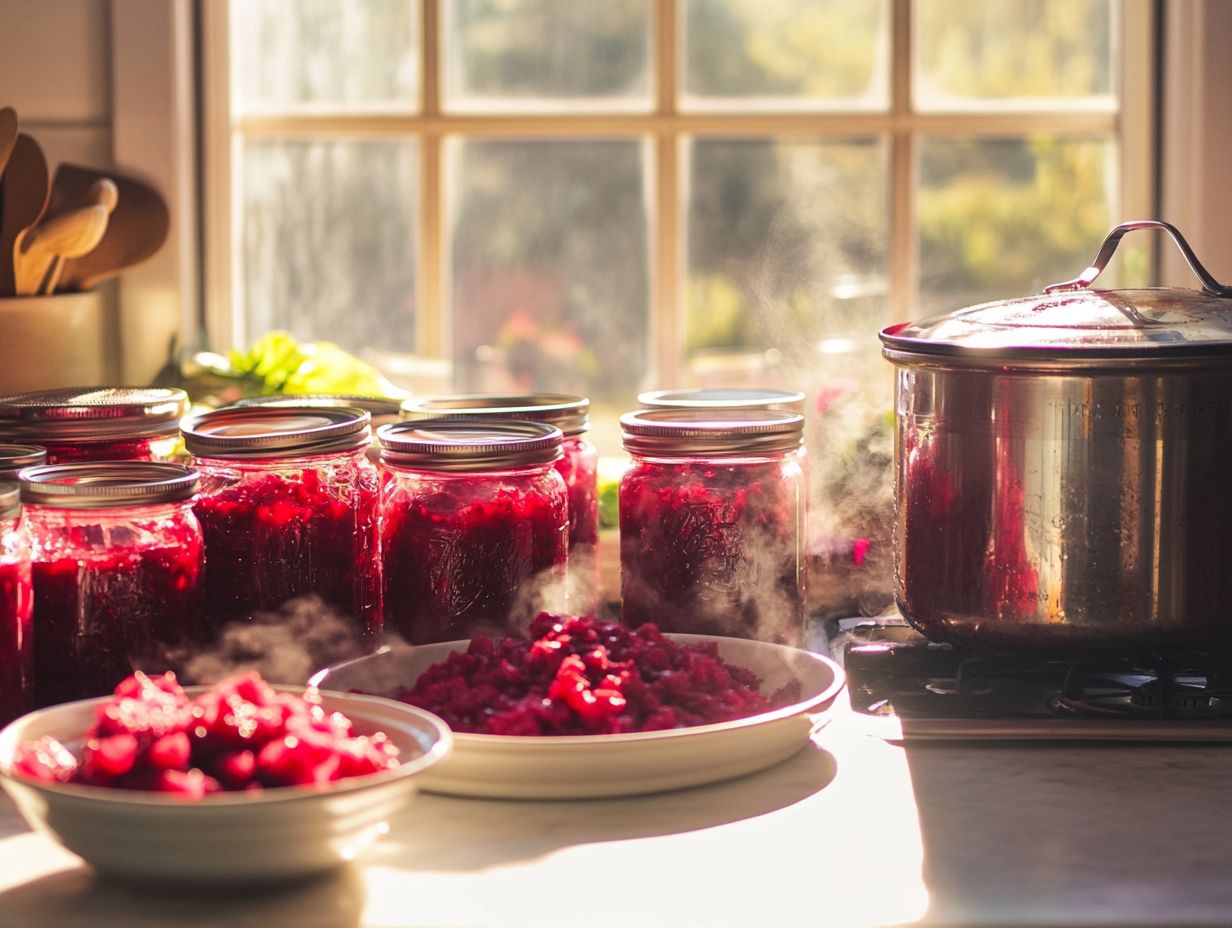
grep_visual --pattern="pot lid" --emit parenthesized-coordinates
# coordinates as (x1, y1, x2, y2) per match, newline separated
(881, 221, 1232, 363)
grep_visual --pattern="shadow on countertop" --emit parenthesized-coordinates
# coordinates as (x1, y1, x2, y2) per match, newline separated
(903, 741, 1232, 928)
(0, 859, 366, 928)
(370, 740, 838, 873)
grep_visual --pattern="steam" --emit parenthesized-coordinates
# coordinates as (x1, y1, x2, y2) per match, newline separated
(739, 162, 897, 620)
(176, 595, 368, 686)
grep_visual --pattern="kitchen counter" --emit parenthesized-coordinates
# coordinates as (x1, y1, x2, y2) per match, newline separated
(1, 698, 1231, 928)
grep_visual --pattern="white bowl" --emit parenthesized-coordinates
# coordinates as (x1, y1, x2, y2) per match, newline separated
(313, 635, 845, 799)
(0, 689, 452, 885)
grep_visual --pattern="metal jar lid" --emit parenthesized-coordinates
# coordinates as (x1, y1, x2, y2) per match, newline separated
(0, 482, 18, 520)
(0, 443, 47, 481)
(637, 388, 806, 413)
(0, 387, 189, 442)
(181, 406, 372, 459)
(620, 408, 804, 457)
(19, 462, 199, 509)
(401, 393, 590, 437)
(235, 394, 404, 426)
(378, 418, 563, 472)
(881, 221, 1232, 368)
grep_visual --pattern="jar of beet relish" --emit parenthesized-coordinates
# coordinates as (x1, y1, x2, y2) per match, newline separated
(0, 483, 32, 724)
(378, 419, 569, 645)
(21, 462, 204, 707)
(0, 444, 47, 482)
(401, 394, 599, 609)
(619, 408, 807, 645)
(181, 406, 381, 645)
(0, 388, 189, 464)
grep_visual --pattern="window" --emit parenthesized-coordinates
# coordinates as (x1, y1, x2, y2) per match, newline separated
(204, 0, 1155, 453)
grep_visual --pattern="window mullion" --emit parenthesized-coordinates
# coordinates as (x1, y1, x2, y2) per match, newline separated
(654, 0, 681, 388)
(419, 0, 447, 360)
(889, 0, 916, 322)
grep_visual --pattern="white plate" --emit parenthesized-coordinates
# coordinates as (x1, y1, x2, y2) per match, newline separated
(312, 635, 845, 799)
(0, 689, 452, 885)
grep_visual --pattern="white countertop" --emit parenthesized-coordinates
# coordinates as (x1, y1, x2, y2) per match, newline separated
(1, 698, 1230, 928)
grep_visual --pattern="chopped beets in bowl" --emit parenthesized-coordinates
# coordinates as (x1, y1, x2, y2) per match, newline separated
(11, 671, 400, 798)
(391, 613, 801, 736)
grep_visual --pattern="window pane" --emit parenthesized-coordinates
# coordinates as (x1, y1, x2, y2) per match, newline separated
(443, 0, 651, 112)
(240, 139, 418, 354)
(682, 0, 889, 110)
(448, 139, 650, 446)
(914, 0, 1115, 110)
(917, 136, 1119, 315)
(232, 0, 418, 113)
(686, 138, 889, 380)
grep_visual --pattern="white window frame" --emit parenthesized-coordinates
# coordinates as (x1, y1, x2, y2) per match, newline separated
(194, 0, 1159, 388)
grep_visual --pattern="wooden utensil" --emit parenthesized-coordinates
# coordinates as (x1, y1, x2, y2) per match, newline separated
(14, 183, 118, 296)
(46, 163, 169, 291)
(0, 132, 49, 296)
(0, 108, 17, 183)
(39, 179, 119, 294)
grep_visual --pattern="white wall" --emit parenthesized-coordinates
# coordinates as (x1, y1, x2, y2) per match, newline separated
(1161, 0, 1232, 285)
(0, 0, 113, 170)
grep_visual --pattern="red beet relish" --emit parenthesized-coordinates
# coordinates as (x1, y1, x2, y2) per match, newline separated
(20, 463, 205, 707)
(0, 387, 188, 464)
(0, 485, 32, 725)
(12, 670, 400, 796)
(183, 407, 381, 644)
(619, 409, 807, 645)
(378, 419, 568, 645)
(399, 395, 599, 573)
(392, 613, 795, 735)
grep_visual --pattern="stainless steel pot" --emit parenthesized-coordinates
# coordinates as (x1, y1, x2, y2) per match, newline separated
(880, 221, 1232, 649)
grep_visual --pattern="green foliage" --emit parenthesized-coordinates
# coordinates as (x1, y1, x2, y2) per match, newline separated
(226, 331, 400, 397)
(917, 0, 1111, 100)
(918, 137, 1112, 301)
(686, 0, 882, 98)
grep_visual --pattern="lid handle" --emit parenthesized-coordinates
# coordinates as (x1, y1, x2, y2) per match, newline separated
(1043, 220, 1232, 297)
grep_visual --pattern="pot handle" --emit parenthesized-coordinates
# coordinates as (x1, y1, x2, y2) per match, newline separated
(1043, 219, 1232, 297)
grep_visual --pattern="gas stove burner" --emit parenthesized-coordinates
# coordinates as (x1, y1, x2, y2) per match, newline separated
(820, 613, 1232, 740)
(1050, 666, 1232, 720)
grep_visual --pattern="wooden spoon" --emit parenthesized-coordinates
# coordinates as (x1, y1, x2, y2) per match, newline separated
(40, 179, 120, 294)
(0, 108, 17, 183)
(47, 164, 170, 291)
(0, 132, 49, 296)
(15, 182, 119, 296)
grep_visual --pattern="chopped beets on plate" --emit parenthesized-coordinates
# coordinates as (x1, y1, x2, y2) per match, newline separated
(391, 613, 800, 736)
(10, 671, 400, 798)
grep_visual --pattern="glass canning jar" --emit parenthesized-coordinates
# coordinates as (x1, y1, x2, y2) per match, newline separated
(0, 387, 189, 463)
(0, 443, 47, 482)
(181, 406, 381, 644)
(401, 394, 599, 608)
(619, 408, 807, 645)
(378, 419, 568, 645)
(21, 462, 204, 707)
(0, 483, 32, 724)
